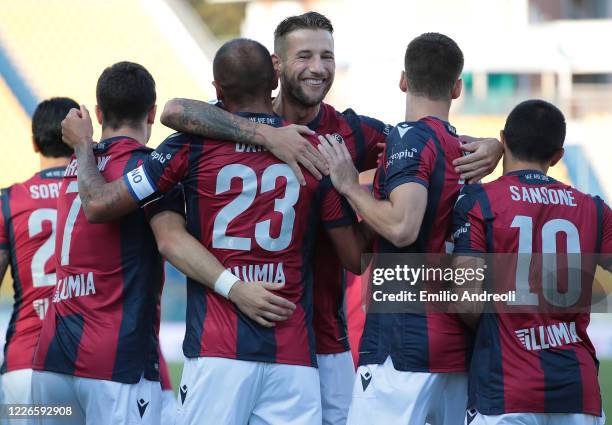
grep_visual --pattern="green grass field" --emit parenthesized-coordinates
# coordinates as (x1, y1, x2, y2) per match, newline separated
(169, 359, 612, 414)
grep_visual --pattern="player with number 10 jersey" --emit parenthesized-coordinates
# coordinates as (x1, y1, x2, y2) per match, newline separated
(452, 100, 611, 424)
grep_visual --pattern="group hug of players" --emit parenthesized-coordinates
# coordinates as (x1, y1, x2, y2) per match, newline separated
(0, 10, 610, 425)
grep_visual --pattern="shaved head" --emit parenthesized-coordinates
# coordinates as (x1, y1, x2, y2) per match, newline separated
(212, 38, 275, 104)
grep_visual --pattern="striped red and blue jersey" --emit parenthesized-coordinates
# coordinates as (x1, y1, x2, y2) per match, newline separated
(452, 170, 611, 416)
(33, 137, 183, 384)
(310, 103, 391, 354)
(0, 167, 65, 373)
(123, 112, 355, 367)
(358, 116, 471, 372)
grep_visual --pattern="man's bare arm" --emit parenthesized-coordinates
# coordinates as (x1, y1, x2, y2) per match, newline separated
(319, 137, 427, 248)
(452, 255, 486, 329)
(150, 211, 296, 327)
(0, 249, 9, 285)
(161, 98, 328, 185)
(61, 106, 138, 223)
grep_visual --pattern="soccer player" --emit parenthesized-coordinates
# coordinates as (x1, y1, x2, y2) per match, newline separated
(452, 99, 610, 425)
(319, 33, 472, 424)
(158, 13, 503, 424)
(30, 62, 182, 425)
(0, 97, 77, 409)
(60, 38, 369, 425)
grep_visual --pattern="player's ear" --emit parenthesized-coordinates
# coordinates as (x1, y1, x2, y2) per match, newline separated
(212, 80, 223, 101)
(500, 130, 506, 147)
(31, 137, 40, 153)
(549, 148, 564, 167)
(147, 105, 157, 125)
(271, 53, 281, 78)
(95, 105, 103, 125)
(452, 78, 462, 100)
(399, 70, 408, 93)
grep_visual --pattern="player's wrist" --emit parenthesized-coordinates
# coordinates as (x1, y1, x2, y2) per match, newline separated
(339, 180, 360, 197)
(256, 124, 276, 149)
(213, 270, 240, 299)
(72, 136, 94, 151)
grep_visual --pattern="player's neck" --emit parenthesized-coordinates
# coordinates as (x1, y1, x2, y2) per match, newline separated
(503, 156, 548, 176)
(101, 125, 148, 146)
(40, 155, 70, 170)
(225, 99, 274, 116)
(273, 90, 320, 125)
(404, 95, 451, 123)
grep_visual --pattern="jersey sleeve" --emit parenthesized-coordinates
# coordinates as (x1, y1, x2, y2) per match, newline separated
(358, 115, 392, 171)
(383, 124, 436, 195)
(0, 189, 8, 250)
(597, 196, 612, 269)
(144, 185, 186, 221)
(452, 185, 487, 255)
(123, 133, 194, 205)
(319, 178, 357, 229)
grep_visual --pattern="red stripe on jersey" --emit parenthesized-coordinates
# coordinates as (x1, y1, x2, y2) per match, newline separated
(0, 168, 65, 372)
(310, 104, 387, 354)
(200, 295, 238, 359)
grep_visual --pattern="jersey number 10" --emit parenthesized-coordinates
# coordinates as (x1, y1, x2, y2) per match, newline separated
(509, 215, 582, 307)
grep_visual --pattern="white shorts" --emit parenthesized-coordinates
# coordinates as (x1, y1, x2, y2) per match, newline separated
(1, 369, 34, 424)
(176, 356, 321, 425)
(31, 370, 162, 425)
(2, 368, 33, 404)
(317, 350, 355, 425)
(347, 356, 468, 425)
(466, 410, 606, 425)
(162, 389, 178, 425)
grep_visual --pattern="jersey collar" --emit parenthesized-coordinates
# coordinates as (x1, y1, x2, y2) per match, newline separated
(505, 169, 547, 177)
(39, 166, 67, 179)
(306, 105, 324, 131)
(235, 111, 282, 128)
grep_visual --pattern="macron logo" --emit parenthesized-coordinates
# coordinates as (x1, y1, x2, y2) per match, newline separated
(137, 398, 149, 418)
(397, 124, 413, 139)
(515, 321, 581, 351)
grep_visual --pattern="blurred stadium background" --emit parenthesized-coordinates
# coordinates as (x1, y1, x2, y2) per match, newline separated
(0, 0, 610, 411)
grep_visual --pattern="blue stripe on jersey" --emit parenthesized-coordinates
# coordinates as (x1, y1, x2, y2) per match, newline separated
(540, 348, 583, 413)
(337, 269, 350, 352)
(112, 151, 164, 383)
(357, 313, 383, 366)
(470, 313, 505, 414)
(236, 313, 277, 362)
(469, 184, 495, 252)
(342, 109, 366, 171)
(182, 141, 207, 358)
(0, 187, 22, 374)
(300, 179, 333, 366)
(415, 126, 445, 251)
(43, 313, 85, 375)
(358, 313, 430, 370)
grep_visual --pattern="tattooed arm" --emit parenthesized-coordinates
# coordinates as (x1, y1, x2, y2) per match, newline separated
(161, 98, 328, 185)
(61, 106, 138, 223)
